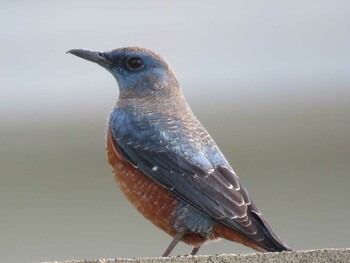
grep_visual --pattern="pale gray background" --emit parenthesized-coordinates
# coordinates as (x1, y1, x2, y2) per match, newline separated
(1, 1, 349, 263)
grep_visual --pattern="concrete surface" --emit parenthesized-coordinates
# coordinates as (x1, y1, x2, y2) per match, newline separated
(44, 248, 350, 263)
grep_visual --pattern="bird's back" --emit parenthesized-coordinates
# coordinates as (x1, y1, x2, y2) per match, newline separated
(108, 103, 289, 252)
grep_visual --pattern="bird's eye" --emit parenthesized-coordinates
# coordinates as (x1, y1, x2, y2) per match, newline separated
(126, 57, 143, 70)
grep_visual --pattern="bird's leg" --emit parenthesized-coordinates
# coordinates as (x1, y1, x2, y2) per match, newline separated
(190, 246, 200, 255)
(162, 229, 186, 257)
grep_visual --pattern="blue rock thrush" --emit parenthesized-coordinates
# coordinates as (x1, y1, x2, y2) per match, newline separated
(67, 47, 290, 256)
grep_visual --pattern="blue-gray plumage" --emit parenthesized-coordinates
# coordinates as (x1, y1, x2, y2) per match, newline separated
(67, 47, 290, 256)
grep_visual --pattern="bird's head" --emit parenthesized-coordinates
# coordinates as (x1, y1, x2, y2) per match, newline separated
(67, 47, 181, 102)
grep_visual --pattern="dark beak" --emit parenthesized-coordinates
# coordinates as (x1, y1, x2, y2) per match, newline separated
(67, 49, 112, 67)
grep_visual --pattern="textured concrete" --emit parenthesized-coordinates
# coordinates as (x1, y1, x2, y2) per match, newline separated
(44, 248, 350, 263)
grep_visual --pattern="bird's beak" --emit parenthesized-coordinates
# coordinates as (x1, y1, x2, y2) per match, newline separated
(67, 49, 112, 68)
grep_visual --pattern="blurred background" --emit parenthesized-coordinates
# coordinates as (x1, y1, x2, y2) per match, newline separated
(1, 1, 349, 262)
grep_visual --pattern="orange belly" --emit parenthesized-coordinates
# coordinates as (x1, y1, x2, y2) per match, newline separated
(106, 128, 208, 246)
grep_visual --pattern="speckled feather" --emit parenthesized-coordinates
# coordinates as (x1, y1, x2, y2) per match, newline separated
(108, 100, 287, 251)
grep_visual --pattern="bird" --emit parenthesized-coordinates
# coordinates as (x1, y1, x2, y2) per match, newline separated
(67, 47, 290, 257)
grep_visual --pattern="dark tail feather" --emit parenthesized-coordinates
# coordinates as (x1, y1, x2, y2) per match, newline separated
(250, 211, 291, 252)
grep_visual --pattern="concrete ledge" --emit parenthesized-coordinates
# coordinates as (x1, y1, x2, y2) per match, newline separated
(45, 248, 350, 263)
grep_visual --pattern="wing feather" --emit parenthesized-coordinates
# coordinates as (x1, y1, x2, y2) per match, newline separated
(109, 109, 289, 251)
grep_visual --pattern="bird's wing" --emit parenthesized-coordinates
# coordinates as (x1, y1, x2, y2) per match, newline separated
(109, 110, 288, 251)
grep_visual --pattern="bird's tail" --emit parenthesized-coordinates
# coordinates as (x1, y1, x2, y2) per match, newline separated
(214, 212, 291, 252)
(249, 211, 291, 252)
